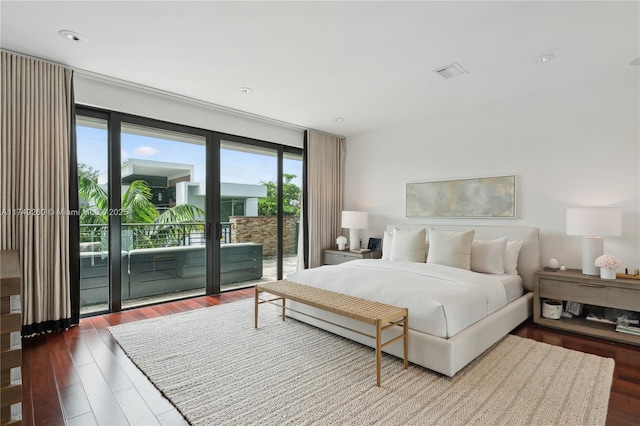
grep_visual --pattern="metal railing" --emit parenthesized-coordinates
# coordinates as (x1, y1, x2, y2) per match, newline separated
(80, 222, 232, 250)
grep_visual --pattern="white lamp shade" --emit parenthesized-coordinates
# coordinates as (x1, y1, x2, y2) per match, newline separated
(566, 208, 622, 237)
(341, 211, 368, 229)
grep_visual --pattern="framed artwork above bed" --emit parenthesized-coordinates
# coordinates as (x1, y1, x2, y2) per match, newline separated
(406, 175, 516, 218)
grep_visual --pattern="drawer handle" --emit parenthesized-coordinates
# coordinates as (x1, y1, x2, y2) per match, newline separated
(578, 283, 605, 288)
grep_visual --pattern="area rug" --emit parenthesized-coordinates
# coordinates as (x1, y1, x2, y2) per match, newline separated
(108, 300, 614, 425)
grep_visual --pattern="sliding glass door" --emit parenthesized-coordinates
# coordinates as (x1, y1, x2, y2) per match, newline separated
(77, 115, 110, 315)
(119, 123, 207, 309)
(219, 140, 277, 290)
(282, 151, 303, 278)
(217, 138, 303, 291)
(76, 109, 212, 314)
(76, 107, 303, 313)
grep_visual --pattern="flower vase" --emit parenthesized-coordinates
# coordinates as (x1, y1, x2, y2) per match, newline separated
(600, 267, 616, 280)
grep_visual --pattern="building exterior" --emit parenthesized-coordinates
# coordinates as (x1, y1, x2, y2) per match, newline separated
(98, 159, 267, 219)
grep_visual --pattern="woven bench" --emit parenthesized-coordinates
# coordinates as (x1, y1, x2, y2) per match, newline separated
(254, 280, 408, 386)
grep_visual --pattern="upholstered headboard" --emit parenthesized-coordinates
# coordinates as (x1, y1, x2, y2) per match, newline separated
(385, 224, 540, 291)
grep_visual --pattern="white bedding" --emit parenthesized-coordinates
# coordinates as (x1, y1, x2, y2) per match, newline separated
(287, 259, 510, 339)
(495, 273, 524, 303)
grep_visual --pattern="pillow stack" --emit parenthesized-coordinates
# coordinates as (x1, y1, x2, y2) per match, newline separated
(381, 227, 522, 275)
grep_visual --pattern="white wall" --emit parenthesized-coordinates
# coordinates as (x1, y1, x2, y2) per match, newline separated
(345, 72, 640, 272)
(74, 73, 304, 148)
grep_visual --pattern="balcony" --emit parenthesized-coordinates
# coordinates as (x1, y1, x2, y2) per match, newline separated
(80, 221, 298, 314)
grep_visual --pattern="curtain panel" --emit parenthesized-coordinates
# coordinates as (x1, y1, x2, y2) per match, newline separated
(1, 51, 74, 335)
(303, 130, 346, 268)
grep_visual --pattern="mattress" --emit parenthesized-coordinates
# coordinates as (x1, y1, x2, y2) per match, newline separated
(287, 259, 514, 339)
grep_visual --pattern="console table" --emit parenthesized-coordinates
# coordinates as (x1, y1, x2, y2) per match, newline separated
(533, 269, 640, 346)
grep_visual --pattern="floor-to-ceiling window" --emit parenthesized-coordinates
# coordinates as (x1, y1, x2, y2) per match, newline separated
(219, 140, 277, 290)
(282, 150, 303, 278)
(119, 122, 208, 309)
(75, 107, 303, 314)
(217, 139, 302, 291)
(76, 108, 211, 314)
(77, 114, 110, 315)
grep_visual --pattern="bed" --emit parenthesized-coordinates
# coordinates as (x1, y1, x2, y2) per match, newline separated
(286, 224, 540, 377)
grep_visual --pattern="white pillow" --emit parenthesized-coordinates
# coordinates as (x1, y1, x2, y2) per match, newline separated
(382, 231, 393, 260)
(471, 238, 507, 274)
(504, 240, 523, 275)
(390, 228, 426, 263)
(426, 229, 475, 270)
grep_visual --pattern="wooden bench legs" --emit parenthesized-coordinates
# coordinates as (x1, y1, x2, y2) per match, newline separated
(375, 316, 409, 386)
(255, 284, 408, 386)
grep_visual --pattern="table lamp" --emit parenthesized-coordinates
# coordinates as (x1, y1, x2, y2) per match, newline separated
(341, 211, 368, 250)
(566, 207, 622, 275)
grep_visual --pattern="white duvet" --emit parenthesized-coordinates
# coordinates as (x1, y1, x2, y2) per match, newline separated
(286, 259, 508, 338)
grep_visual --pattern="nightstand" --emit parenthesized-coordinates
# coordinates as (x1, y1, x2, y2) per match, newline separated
(323, 249, 382, 265)
(533, 269, 640, 346)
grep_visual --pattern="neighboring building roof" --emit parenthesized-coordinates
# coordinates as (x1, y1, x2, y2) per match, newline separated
(98, 159, 267, 198)
(98, 159, 194, 185)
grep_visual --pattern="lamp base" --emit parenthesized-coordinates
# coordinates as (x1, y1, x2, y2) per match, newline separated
(349, 228, 361, 250)
(582, 236, 603, 276)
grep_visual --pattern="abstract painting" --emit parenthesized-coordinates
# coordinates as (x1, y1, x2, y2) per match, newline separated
(406, 175, 516, 218)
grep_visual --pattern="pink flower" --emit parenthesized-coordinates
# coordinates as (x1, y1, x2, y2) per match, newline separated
(594, 254, 621, 269)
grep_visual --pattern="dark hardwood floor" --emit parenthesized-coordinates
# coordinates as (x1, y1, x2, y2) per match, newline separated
(20, 289, 640, 425)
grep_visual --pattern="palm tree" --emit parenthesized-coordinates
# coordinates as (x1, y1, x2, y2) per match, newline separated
(78, 177, 205, 248)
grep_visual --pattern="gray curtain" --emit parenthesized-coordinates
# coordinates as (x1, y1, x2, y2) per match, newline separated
(303, 130, 346, 268)
(1, 51, 74, 335)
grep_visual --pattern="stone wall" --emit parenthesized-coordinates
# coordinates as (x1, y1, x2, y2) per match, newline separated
(229, 216, 299, 256)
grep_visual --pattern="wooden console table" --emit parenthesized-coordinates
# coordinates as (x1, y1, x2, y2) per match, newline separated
(1, 250, 22, 425)
(254, 280, 408, 386)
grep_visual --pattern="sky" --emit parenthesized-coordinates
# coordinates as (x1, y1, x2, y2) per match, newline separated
(76, 125, 303, 187)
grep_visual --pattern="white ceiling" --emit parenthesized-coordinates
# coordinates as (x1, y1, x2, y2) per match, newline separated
(1, 1, 639, 137)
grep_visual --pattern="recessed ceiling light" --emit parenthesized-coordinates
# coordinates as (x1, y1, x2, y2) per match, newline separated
(534, 54, 555, 64)
(335, 117, 346, 122)
(630, 57, 640, 66)
(59, 30, 87, 43)
(238, 87, 254, 94)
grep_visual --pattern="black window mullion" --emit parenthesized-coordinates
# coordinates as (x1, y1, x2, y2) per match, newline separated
(208, 132, 221, 295)
(69, 95, 80, 325)
(277, 147, 284, 280)
(108, 114, 122, 312)
(302, 131, 309, 269)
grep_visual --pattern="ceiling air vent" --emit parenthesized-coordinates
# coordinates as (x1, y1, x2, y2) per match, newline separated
(434, 63, 468, 79)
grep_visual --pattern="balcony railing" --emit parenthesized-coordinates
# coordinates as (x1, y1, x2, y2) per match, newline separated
(80, 222, 232, 250)
(79, 220, 297, 314)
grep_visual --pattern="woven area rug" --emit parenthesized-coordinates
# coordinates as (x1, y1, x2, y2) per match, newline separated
(108, 300, 614, 426)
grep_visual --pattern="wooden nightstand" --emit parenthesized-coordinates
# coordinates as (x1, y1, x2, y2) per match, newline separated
(533, 269, 640, 346)
(323, 249, 382, 265)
